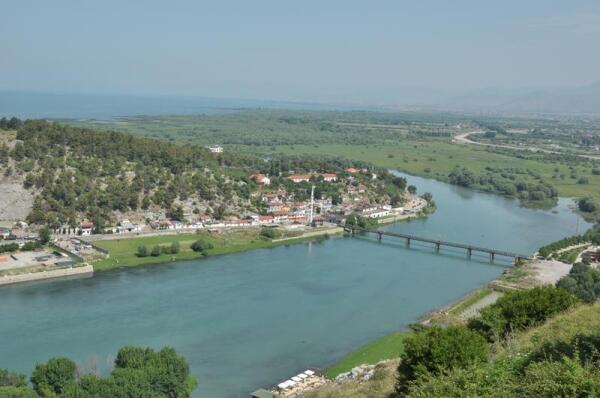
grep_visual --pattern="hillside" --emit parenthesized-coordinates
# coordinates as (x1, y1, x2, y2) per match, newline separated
(0, 118, 408, 231)
(306, 300, 600, 398)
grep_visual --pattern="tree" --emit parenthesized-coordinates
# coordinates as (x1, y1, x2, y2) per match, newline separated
(396, 325, 489, 395)
(38, 227, 51, 245)
(170, 241, 180, 254)
(407, 185, 417, 194)
(578, 197, 597, 213)
(260, 227, 276, 239)
(136, 245, 148, 257)
(150, 245, 161, 257)
(191, 239, 213, 254)
(557, 263, 600, 303)
(167, 206, 184, 221)
(468, 286, 576, 341)
(0, 369, 27, 387)
(31, 357, 76, 396)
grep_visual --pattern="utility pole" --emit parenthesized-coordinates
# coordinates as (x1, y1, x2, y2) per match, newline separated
(309, 185, 315, 226)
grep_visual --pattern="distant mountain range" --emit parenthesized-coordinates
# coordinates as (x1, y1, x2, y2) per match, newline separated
(439, 83, 600, 115)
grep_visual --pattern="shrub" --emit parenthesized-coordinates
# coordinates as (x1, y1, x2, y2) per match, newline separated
(191, 240, 213, 254)
(31, 357, 76, 396)
(259, 227, 276, 239)
(150, 245, 161, 257)
(136, 245, 148, 257)
(170, 241, 180, 254)
(396, 325, 489, 395)
(468, 286, 576, 341)
(578, 197, 597, 213)
(557, 263, 600, 303)
(578, 177, 590, 185)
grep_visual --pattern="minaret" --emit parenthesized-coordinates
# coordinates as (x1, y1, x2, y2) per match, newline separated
(309, 185, 315, 225)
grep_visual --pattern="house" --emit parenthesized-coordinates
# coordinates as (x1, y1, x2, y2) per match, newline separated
(0, 227, 10, 240)
(321, 173, 338, 182)
(118, 219, 143, 233)
(272, 211, 289, 223)
(251, 173, 271, 186)
(286, 174, 311, 183)
(362, 208, 390, 219)
(80, 220, 94, 236)
(207, 144, 223, 153)
(267, 201, 286, 213)
(345, 167, 360, 174)
(258, 215, 274, 224)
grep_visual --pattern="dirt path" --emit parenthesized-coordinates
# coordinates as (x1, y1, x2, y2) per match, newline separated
(459, 291, 503, 319)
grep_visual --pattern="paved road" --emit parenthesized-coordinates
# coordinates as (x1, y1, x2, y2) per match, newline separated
(454, 131, 600, 161)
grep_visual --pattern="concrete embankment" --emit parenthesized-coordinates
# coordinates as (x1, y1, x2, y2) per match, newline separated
(0, 264, 94, 286)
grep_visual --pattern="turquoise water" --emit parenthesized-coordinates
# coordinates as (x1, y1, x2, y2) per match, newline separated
(0, 173, 589, 397)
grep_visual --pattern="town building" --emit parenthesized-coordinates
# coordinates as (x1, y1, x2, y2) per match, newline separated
(207, 144, 223, 153)
(80, 220, 94, 236)
(251, 173, 271, 186)
(286, 174, 311, 183)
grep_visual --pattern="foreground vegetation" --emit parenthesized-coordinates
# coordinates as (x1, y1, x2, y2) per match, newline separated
(311, 285, 600, 397)
(0, 346, 196, 397)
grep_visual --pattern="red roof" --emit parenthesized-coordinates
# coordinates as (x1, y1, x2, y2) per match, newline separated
(80, 220, 94, 229)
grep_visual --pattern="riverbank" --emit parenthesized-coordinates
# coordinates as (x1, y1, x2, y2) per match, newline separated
(320, 255, 575, 382)
(0, 264, 93, 286)
(92, 225, 344, 272)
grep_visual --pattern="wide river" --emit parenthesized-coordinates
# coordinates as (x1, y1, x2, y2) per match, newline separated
(0, 173, 591, 397)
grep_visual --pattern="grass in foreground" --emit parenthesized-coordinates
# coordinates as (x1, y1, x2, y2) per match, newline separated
(310, 300, 600, 397)
(324, 331, 409, 379)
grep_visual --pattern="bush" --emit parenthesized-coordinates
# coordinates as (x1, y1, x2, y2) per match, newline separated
(557, 263, 600, 303)
(150, 245, 161, 257)
(396, 325, 489, 395)
(468, 286, 576, 341)
(578, 177, 590, 185)
(31, 357, 76, 396)
(170, 241, 180, 254)
(578, 197, 597, 213)
(259, 227, 276, 239)
(3, 346, 197, 397)
(136, 245, 148, 257)
(0, 369, 27, 387)
(191, 240, 213, 254)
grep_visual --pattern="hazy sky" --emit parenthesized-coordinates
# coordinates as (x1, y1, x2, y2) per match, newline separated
(1, 0, 599, 104)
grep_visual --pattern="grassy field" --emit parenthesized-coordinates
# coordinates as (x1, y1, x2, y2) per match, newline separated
(324, 331, 410, 379)
(260, 142, 600, 201)
(92, 228, 339, 271)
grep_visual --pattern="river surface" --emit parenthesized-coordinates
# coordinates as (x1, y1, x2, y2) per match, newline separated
(0, 173, 590, 397)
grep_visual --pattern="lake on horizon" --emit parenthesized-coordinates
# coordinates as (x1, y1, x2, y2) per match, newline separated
(0, 173, 590, 397)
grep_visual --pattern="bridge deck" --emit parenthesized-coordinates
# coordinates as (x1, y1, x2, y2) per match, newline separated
(347, 227, 532, 259)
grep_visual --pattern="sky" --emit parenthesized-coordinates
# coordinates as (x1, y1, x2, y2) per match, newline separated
(1, 0, 600, 105)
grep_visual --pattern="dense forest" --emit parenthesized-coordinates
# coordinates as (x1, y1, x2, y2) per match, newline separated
(0, 119, 406, 229)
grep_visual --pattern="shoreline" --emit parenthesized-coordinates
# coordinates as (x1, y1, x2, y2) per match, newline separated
(92, 225, 345, 272)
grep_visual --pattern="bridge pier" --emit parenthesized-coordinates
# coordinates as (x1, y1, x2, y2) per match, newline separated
(406, 237, 410, 247)
(467, 247, 472, 258)
(377, 232, 382, 242)
(490, 252, 495, 263)
(435, 241, 441, 253)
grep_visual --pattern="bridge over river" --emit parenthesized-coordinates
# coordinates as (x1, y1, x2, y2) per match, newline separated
(345, 226, 533, 263)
